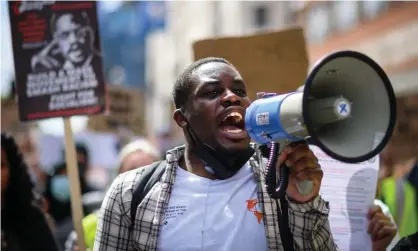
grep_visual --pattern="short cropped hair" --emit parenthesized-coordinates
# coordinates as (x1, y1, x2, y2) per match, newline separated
(172, 57, 234, 110)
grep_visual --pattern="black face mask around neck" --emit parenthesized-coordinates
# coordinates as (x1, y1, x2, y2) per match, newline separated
(185, 122, 254, 180)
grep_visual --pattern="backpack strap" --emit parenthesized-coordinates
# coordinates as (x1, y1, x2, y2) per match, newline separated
(130, 160, 167, 222)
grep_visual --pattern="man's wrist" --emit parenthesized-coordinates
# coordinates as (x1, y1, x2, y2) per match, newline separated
(287, 193, 319, 204)
(286, 195, 330, 215)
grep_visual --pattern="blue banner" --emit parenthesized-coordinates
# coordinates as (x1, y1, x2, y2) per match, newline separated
(97, 1, 165, 89)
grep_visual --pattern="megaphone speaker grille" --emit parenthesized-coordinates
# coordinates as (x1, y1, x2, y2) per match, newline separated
(302, 51, 397, 163)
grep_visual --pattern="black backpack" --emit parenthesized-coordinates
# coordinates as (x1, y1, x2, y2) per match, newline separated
(130, 161, 167, 222)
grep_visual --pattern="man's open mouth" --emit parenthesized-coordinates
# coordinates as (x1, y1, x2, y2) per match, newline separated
(219, 111, 246, 135)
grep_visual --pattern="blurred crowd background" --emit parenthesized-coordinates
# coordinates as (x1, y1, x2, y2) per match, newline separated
(1, 1, 417, 250)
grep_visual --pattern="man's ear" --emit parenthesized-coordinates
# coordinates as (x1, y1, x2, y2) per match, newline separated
(173, 109, 187, 128)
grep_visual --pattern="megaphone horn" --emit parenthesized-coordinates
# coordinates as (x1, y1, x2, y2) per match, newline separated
(304, 50, 397, 163)
(245, 50, 397, 199)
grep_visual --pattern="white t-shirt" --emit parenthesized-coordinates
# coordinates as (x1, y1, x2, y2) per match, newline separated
(157, 163, 268, 251)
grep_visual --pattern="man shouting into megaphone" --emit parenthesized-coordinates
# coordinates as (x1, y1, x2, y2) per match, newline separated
(94, 58, 396, 251)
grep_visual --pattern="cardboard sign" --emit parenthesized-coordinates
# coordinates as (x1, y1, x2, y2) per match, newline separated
(193, 27, 309, 101)
(8, 1, 106, 121)
(87, 85, 145, 135)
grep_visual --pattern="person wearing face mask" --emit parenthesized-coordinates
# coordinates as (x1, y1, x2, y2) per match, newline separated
(43, 159, 96, 250)
(44, 161, 94, 223)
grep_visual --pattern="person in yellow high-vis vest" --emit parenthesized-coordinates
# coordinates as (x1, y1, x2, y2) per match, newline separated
(379, 172, 418, 238)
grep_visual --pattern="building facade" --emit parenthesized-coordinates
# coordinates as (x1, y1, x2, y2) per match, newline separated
(293, 1, 418, 97)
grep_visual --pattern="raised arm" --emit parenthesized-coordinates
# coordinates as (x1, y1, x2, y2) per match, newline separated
(275, 141, 338, 250)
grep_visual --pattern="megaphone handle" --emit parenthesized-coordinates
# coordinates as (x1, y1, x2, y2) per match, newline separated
(265, 141, 314, 199)
(265, 142, 290, 199)
(266, 162, 291, 199)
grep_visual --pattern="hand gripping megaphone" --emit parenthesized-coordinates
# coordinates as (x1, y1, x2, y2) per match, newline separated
(245, 50, 397, 199)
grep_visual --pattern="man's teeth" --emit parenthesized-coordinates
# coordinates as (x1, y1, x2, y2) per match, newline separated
(226, 128, 243, 134)
(224, 112, 242, 122)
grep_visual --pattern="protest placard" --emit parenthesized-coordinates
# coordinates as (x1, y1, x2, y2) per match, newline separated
(9, 1, 106, 121)
(8, 2, 107, 250)
(88, 85, 145, 136)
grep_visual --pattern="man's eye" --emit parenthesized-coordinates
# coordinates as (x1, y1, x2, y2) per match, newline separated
(205, 90, 220, 98)
(234, 89, 247, 96)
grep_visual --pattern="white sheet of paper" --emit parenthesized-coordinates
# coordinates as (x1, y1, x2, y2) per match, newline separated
(311, 145, 379, 251)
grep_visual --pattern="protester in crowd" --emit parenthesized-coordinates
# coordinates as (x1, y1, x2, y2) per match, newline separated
(42, 143, 96, 250)
(43, 160, 97, 249)
(65, 139, 161, 251)
(1, 132, 60, 251)
(44, 143, 94, 219)
(94, 57, 397, 251)
(43, 160, 96, 221)
(44, 142, 96, 223)
(378, 144, 418, 238)
(118, 139, 161, 174)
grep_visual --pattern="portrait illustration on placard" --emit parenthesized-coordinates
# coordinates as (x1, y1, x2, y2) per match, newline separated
(31, 11, 101, 72)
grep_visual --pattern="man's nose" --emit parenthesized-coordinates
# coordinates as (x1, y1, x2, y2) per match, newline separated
(220, 89, 240, 107)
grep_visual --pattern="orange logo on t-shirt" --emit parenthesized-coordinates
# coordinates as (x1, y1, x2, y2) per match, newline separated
(246, 199, 263, 224)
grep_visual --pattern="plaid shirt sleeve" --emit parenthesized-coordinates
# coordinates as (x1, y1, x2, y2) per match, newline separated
(93, 172, 136, 251)
(287, 195, 338, 251)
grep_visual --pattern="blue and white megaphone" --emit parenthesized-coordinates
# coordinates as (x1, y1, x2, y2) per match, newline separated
(245, 50, 397, 199)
